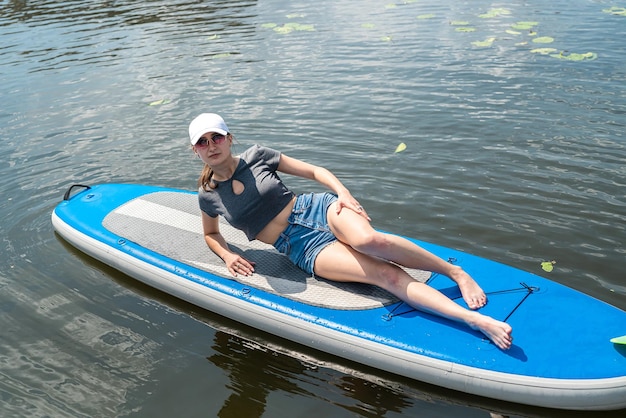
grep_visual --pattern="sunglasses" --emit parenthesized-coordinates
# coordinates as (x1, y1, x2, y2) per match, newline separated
(195, 133, 227, 147)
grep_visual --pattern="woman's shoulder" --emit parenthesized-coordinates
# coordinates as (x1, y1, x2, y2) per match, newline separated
(242, 143, 278, 153)
(240, 144, 281, 161)
(197, 185, 214, 196)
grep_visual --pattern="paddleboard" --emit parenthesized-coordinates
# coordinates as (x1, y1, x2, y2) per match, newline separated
(51, 183, 626, 411)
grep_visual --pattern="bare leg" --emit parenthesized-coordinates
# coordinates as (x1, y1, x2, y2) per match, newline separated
(327, 204, 487, 309)
(314, 242, 513, 350)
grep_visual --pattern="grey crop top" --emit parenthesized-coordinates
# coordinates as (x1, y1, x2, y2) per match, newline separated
(198, 144, 295, 241)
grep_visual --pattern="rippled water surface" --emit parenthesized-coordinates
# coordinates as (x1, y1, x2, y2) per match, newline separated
(1, 0, 625, 417)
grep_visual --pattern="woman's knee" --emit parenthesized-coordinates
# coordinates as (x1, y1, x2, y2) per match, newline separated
(375, 261, 405, 290)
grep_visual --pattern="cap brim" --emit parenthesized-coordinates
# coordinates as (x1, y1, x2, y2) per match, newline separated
(190, 127, 228, 145)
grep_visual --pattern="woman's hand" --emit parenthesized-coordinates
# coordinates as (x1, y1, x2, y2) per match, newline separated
(336, 192, 371, 221)
(223, 253, 256, 277)
(276, 154, 371, 221)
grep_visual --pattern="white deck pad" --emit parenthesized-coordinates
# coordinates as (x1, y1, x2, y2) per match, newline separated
(103, 192, 430, 310)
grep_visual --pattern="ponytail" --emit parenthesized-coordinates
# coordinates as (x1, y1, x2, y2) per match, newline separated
(198, 164, 217, 191)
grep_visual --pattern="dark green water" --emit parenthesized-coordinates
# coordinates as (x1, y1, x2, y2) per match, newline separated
(1, 1, 624, 416)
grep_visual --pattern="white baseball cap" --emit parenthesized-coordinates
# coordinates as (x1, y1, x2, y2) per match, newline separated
(188, 113, 229, 145)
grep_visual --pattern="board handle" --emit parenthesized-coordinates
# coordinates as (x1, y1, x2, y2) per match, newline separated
(63, 184, 91, 201)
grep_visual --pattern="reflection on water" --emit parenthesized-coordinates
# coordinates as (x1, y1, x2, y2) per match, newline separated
(208, 332, 313, 417)
(1, 0, 625, 416)
(0, 269, 160, 417)
(206, 330, 421, 418)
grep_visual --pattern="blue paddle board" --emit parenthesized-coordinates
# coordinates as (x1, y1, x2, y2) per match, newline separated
(51, 183, 626, 410)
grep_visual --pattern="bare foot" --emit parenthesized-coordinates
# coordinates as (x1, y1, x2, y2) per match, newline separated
(449, 267, 487, 310)
(467, 312, 513, 350)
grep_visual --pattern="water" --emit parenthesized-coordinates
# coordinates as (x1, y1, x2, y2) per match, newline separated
(1, 0, 625, 416)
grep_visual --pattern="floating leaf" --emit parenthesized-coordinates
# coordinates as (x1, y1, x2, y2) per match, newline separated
(149, 99, 170, 106)
(261, 23, 277, 29)
(417, 14, 435, 19)
(506, 29, 521, 35)
(472, 37, 496, 47)
(479, 8, 511, 18)
(381, 35, 393, 42)
(207, 34, 220, 40)
(450, 20, 470, 26)
(281, 22, 312, 31)
(286, 13, 306, 19)
(295, 23, 315, 31)
(385, 3, 397, 9)
(550, 51, 597, 61)
(274, 26, 293, 34)
(273, 22, 315, 34)
(531, 47, 557, 55)
(541, 261, 556, 272)
(394, 142, 407, 153)
(211, 53, 232, 59)
(361, 23, 376, 29)
(455, 27, 476, 32)
(603, 6, 626, 16)
(532, 36, 554, 44)
(511, 21, 539, 30)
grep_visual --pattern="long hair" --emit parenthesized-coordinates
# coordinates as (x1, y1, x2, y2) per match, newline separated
(198, 164, 215, 191)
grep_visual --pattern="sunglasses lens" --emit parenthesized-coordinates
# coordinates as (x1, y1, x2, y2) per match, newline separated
(212, 134, 226, 144)
(195, 134, 226, 147)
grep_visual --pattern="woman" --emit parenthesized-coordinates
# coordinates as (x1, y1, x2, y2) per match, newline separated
(190, 113, 513, 350)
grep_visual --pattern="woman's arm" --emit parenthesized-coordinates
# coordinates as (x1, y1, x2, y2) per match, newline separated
(202, 211, 255, 276)
(277, 154, 370, 220)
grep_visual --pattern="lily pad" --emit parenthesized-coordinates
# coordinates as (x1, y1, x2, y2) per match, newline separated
(479, 8, 511, 18)
(550, 51, 597, 61)
(295, 23, 315, 31)
(472, 37, 496, 47)
(541, 261, 555, 272)
(417, 14, 435, 19)
(532, 36, 554, 44)
(385, 3, 397, 9)
(361, 23, 376, 29)
(511, 21, 539, 30)
(274, 26, 293, 34)
(381, 35, 393, 42)
(286, 13, 306, 19)
(603, 6, 626, 16)
(211, 53, 232, 59)
(506, 29, 521, 35)
(450, 20, 470, 26)
(261, 23, 277, 29)
(149, 99, 170, 106)
(273, 22, 315, 34)
(530, 47, 557, 55)
(455, 27, 476, 32)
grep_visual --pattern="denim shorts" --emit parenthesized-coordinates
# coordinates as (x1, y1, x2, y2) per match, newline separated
(272, 192, 338, 275)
